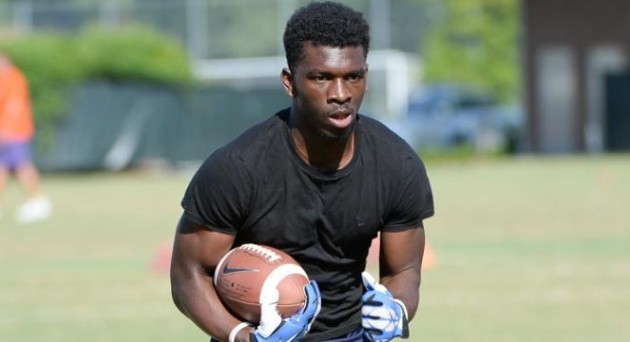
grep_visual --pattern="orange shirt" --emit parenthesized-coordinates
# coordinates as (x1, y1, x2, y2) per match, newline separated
(0, 64, 34, 142)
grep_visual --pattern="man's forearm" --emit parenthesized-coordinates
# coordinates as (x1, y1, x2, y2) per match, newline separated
(171, 271, 239, 340)
(382, 268, 421, 320)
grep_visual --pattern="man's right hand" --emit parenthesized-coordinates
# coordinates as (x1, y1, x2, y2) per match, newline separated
(250, 280, 321, 342)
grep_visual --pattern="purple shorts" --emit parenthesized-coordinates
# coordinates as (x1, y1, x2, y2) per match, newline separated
(0, 141, 33, 170)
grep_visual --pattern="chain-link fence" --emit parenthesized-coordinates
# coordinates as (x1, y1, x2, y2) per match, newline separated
(0, 0, 436, 59)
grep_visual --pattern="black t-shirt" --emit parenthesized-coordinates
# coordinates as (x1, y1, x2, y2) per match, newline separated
(181, 109, 434, 341)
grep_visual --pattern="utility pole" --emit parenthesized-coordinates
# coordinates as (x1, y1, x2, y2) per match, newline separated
(370, 0, 391, 50)
(12, 0, 33, 33)
(187, 0, 209, 60)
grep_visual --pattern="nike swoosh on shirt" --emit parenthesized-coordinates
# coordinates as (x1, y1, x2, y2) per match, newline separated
(222, 264, 260, 275)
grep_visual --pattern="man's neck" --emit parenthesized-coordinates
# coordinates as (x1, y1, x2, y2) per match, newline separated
(290, 125, 355, 172)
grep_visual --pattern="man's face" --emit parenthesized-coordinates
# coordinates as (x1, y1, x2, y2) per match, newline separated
(283, 42, 368, 141)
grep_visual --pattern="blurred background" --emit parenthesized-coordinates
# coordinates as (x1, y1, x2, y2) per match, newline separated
(0, 0, 526, 171)
(0, 0, 629, 341)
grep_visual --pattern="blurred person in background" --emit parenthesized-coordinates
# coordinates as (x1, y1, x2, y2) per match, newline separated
(170, 1, 433, 341)
(0, 52, 52, 224)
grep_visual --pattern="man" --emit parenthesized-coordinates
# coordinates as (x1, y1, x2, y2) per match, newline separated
(170, 2, 434, 341)
(0, 53, 52, 224)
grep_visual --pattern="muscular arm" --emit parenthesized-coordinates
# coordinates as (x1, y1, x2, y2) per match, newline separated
(378, 226, 426, 321)
(170, 214, 246, 341)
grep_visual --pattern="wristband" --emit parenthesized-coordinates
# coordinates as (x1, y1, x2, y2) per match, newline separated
(229, 322, 253, 342)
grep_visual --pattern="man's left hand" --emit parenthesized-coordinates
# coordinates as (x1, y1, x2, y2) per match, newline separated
(361, 272, 409, 342)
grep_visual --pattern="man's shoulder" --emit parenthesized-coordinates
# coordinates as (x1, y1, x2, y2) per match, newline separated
(359, 114, 401, 137)
(206, 109, 288, 166)
(219, 108, 284, 146)
(358, 114, 416, 153)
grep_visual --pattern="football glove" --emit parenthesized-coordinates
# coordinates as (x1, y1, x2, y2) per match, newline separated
(250, 280, 321, 342)
(361, 272, 409, 342)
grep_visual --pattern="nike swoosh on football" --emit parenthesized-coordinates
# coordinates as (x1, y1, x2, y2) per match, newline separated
(222, 264, 260, 275)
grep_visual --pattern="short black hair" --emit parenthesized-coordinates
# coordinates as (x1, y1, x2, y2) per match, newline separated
(283, 1, 370, 71)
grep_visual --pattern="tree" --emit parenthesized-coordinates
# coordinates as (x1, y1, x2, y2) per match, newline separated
(420, 0, 521, 103)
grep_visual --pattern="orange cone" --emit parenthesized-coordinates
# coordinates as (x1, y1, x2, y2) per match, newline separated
(151, 240, 173, 274)
(422, 242, 436, 270)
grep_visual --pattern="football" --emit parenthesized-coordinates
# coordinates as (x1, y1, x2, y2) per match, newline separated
(213, 243, 309, 323)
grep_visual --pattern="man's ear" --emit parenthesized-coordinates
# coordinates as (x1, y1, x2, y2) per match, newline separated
(281, 67, 295, 97)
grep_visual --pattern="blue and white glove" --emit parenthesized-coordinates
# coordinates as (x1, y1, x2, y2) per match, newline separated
(361, 272, 409, 341)
(250, 280, 321, 342)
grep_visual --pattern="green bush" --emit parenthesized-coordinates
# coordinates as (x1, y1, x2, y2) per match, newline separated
(0, 25, 192, 149)
(76, 25, 192, 85)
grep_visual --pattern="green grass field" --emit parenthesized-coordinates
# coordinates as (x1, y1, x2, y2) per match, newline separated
(1, 155, 629, 341)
